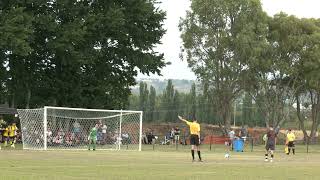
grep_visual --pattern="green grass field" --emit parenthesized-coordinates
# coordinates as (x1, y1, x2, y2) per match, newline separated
(1, 144, 320, 180)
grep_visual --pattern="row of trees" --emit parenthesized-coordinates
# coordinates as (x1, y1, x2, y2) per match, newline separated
(129, 80, 267, 127)
(179, 0, 320, 141)
(0, 0, 166, 109)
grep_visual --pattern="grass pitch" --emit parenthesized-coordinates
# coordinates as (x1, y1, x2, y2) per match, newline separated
(1, 145, 320, 180)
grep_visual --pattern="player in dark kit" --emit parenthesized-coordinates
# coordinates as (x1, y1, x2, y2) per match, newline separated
(265, 127, 277, 162)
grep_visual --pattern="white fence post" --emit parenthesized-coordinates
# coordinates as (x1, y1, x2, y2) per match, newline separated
(43, 106, 48, 150)
(118, 110, 123, 150)
(139, 111, 143, 151)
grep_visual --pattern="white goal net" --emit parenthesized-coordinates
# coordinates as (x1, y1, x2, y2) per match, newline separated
(17, 106, 143, 151)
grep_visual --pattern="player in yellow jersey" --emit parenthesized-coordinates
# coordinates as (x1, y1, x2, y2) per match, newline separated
(178, 115, 202, 162)
(286, 129, 296, 155)
(8, 123, 18, 148)
(3, 126, 9, 147)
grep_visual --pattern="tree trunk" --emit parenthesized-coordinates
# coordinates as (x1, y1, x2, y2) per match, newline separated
(10, 93, 15, 108)
(296, 94, 309, 144)
(222, 99, 232, 130)
(310, 94, 320, 144)
(26, 87, 31, 109)
(264, 111, 270, 128)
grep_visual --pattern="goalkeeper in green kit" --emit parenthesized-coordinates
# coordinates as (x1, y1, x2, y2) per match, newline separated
(88, 124, 99, 150)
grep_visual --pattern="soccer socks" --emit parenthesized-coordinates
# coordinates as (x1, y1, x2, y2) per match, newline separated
(191, 150, 195, 160)
(288, 148, 291, 154)
(197, 151, 202, 161)
(88, 140, 92, 150)
(88, 139, 96, 150)
(292, 148, 295, 154)
(271, 154, 274, 160)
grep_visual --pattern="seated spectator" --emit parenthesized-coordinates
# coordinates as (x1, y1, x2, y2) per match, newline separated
(53, 129, 65, 145)
(47, 128, 53, 145)
(121, 133, 130, 144)
(65, 131, 74, 146)
(147, 131, 155, 144)
(73, 121, 81, 142)
(142, 132, 148, 144)
(170, 128, 175, 144)
(174, 126, 180, 144)
(101, 124, 107, 145)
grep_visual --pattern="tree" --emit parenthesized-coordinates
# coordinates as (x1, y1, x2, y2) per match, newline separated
(180, 0, 268, 131)
(188, 83, 197, 118)
(242, 92, 253, 126)
(148, 85, 156, 122)
(0, 3, 34, 107)
(161, 79, 175, 122)
(173, 90, 181, 120)
(248, 13, 307, 128)
(139, 82, 149, 120)
(0, 0, 166, 109)
(292, 18, 320, 143)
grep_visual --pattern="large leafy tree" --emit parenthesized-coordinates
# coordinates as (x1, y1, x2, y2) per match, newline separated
(179, 0, 268, 131)
(249, 13, 303, 128)
(0, 2, 33, 106)
(0, 0, 166, 109)
(293, 18, 320, 142)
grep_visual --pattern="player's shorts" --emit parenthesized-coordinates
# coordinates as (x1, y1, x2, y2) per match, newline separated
(288, 141, 295, 148)
(3, 136, 8, 140)
(266, 142, 275, 151)
(174, 135, 180, 141)
(225, 139, 232, 146)
(9, 136, 16, 139)
(190, 134, 200, 146)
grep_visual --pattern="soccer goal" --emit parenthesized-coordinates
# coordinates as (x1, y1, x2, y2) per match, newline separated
(17, 106, 143, 151)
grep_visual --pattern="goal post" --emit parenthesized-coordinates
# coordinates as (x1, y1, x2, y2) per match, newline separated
(17, 106, 143, 151)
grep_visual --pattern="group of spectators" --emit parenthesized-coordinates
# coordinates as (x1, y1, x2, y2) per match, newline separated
(142, 126, 184, 145)
(22, 119, 131, 147)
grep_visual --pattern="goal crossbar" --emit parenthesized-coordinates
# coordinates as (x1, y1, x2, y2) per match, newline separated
(44, 106, 142, 113)
(46, 112, 139, 120)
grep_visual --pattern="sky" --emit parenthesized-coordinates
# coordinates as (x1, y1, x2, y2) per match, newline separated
(137, 0, 320, 80)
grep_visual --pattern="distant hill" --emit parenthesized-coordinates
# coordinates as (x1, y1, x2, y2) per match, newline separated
(131, 79, 196, 94)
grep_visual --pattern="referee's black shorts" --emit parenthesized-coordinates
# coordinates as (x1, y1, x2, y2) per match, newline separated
(288, 141, 295, 147)
(190, 134, 200, 146)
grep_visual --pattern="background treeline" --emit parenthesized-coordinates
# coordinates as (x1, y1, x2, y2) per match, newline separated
(129, 80, 267, 127)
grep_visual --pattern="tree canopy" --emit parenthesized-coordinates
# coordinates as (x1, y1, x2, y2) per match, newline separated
(0, 0, 166, 109)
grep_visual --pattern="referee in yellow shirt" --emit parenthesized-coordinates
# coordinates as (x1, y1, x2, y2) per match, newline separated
(286, 129, 296, 155)
(178, 115, 202, 162)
